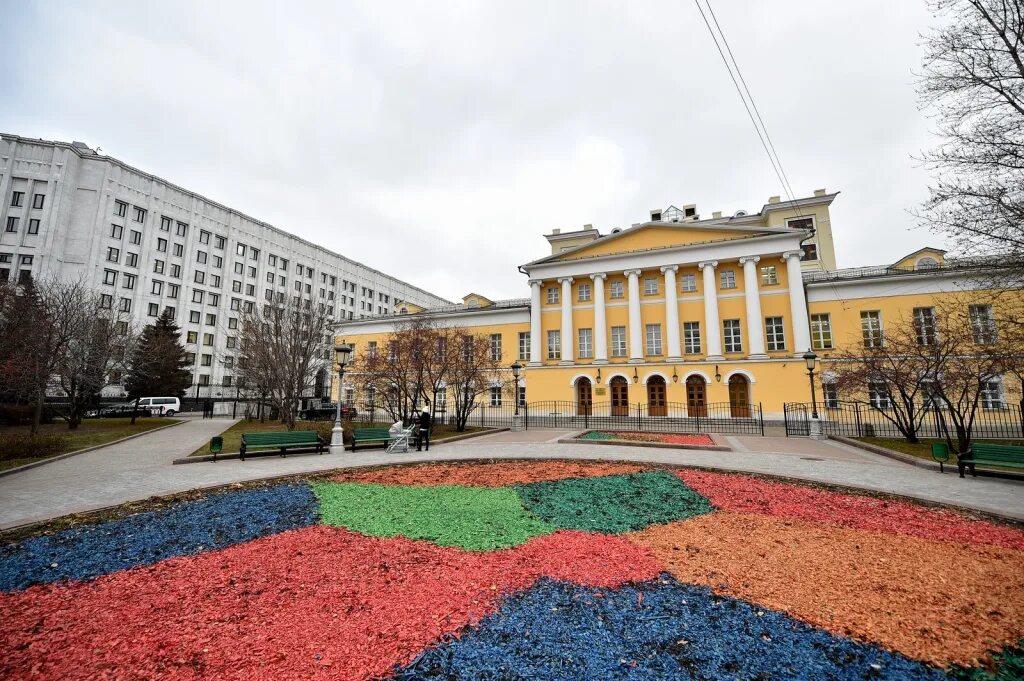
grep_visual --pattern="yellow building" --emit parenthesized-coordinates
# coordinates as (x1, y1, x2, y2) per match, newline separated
(335, 190, 1019, 421)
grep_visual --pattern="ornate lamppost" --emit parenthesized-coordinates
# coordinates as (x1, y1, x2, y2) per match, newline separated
(802, 350, 819, 419)
(331, 342, 352, 451)
(510, 361, 523, 416)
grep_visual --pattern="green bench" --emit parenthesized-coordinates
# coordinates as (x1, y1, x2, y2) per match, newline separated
(958, 442, 1024, 478)
(239, 430, 325, 461)
(351, 427, 393, 452)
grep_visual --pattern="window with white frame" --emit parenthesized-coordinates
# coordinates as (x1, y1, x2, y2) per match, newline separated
(723, 319, 742, 352)
(578, 282, 591, 302)
(546, 286, 559, 304)
(868, 380, 891, 409)
(861, 311, 883, 348)
(720, 269, 737, 289)
(680, 273, 697, 293)
(547, 330, 561, 359)
(611, 326, 627, 357)
(683, 321, 701, 353)
(981, 379, 1005, 409)
(760, 265, 778, 286)
(810, 313, 833, 350)
(610, 280, 624, 299)
(765, 316, 786, 351)
(489, 333, 502, 361)
(913, 307, 937, 346)
(578, 328, 593, 359)
(969, 304, 997, 344)
(645, 324, 663, 356)
(644, 277, 659, 295)
(822, 381, 839, 409)
(518, 332, 530, 360)
(490, 386, 502, 407)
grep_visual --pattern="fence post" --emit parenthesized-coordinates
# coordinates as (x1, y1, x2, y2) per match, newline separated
(759, 402, 764, 436)
(932, 403, 943, 441)
(854, 403, 863, 438)
(636, 403, 641, 431)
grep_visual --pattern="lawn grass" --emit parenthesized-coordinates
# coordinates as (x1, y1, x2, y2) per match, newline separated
(188, 419, 488, 457)
(857, 437, 1024, 469)
(0, 418, 177, 471)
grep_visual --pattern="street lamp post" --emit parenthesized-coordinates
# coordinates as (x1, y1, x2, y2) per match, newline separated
(802, 351, 819, 419)
(331, 342, 352, 452)
(510, 361, 523, 416)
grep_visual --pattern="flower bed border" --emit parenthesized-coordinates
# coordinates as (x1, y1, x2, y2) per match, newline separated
(561, 430, 731, 452)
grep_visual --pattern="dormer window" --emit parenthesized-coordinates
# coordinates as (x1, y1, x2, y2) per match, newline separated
(467, 299, 479, 308)
(916, 257, 939, 269)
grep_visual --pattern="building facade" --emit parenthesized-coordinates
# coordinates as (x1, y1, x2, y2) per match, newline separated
(334, 190, 1021, 421)
(0, 134, 449, 396)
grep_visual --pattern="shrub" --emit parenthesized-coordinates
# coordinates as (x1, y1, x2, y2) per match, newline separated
(0, 404, 56, 427)
(0, 432, 67, 462)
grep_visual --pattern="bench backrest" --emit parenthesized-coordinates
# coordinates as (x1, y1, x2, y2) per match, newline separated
(971, 443, 1024, 462)
(243, 430, 321, 445)
(353, 428, 391, 439)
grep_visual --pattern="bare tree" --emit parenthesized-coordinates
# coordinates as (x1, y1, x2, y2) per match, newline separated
(236, 299, 330, 429)
(56, 293, 134, 429)
(916, 0, 1024, 288)
(446, 330, 503, 432)
(356, 318, 436, 424)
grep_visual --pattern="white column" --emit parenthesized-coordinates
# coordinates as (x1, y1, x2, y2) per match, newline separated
(661, 265, 682, 361)
(529, 279, 542, 365)
(624, 269, 643, 362)
(699, 261, 723, 360)
(591, 273, 608, 363)
(783, 250, 812, 355)
(558, 276, 574, 364)
(740, 256, 767, 358)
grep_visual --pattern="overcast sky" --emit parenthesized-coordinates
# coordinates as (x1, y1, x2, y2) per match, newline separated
(1, 1, 940, 302)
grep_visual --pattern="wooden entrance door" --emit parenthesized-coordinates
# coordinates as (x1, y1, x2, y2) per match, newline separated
(646, 376, 667, 416)
(686, 375, 708, 417)
(729, 374, 750, 417)
(610, 376, 629, 416)
(576, 378, 593, 416)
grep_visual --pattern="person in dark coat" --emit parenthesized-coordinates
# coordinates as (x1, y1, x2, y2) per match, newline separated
(415, 401, 431, 451)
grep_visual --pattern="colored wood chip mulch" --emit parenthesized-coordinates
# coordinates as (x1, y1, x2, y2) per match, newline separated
(0, 526, 662, 681)
(314, 482, 556, 550)
(397, 577, 945, 680)
(515, 472, 713, 534)
(331, 460, 647, 487)
(677, 470, 1024, 551)
(629, 510, 1024, 667)
(0, 483, 318, 591)
(581, 431, 716, 446)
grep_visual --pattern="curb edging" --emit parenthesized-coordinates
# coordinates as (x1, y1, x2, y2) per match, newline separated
(831, 435, 1024, 482)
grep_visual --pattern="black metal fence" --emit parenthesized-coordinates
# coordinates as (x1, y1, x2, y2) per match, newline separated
(784, 400, 1024, 440)
(524, 401, 764, 435)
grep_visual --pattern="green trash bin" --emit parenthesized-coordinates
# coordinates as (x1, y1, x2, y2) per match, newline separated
(210, 436, 223, 462)
(930, 442, 950, 473)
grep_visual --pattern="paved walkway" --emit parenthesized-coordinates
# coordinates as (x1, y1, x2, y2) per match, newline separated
(1, 425, 1022, 530)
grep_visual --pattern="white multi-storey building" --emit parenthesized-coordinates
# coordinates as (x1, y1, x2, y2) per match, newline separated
(0, 134, 449, 397)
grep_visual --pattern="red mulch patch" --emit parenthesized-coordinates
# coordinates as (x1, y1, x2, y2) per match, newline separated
(630, 511, 1024, 667)
(1, 526, 661, 681)
(677, 469, 1024, 551)
(586, 432, 716, 446)
(331, 460, 648, 487)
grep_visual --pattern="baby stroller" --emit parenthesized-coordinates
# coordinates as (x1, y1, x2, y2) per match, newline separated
(386, 424, 417, 453)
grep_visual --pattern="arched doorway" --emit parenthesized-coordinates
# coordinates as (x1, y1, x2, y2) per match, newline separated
(646, 375, 667, 416)
(610, 376, 629, 416)
(576, 377, 593, 416)
(686, 375, 707, 417)
(728, 374, 750, 417)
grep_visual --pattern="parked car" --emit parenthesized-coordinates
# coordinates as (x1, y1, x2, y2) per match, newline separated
(136, 396, 181, 416)
(301, 404, 358, 421)
(97, 404, 152, 418)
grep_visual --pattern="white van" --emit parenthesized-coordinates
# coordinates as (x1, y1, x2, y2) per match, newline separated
(137, 397, 181, 416)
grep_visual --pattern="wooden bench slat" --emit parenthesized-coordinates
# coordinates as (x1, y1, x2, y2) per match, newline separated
(239, 430, 325, 461)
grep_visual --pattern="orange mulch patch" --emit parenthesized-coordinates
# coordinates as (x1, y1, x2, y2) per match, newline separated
(629, 510, 1024, 667)
(330, 461, 648, 487)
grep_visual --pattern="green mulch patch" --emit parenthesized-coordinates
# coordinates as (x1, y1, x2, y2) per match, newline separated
(313, 482, 555, 550)
(514, 471, 714, 534)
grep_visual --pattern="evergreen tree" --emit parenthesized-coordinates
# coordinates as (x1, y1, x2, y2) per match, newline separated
(124, 311, 191, 414)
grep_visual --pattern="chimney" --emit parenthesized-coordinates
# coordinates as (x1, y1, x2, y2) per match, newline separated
(712, 211, 722, 219)
(552, 228, 561, 235)
(814, 188, 827, 197)
(768, 196, 781, 204)
(583, 224, 593, 230)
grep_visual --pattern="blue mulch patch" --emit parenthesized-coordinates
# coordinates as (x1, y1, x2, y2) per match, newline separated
(395, 575, 948, 680)
(0, 483, 319, 591)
